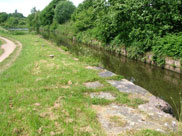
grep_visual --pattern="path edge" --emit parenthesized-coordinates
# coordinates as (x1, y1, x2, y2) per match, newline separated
(0, 36, 22, 73)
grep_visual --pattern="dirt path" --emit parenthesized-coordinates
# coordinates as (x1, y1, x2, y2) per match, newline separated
(0, 36, 22, 73)
(0, 36, 16, 63)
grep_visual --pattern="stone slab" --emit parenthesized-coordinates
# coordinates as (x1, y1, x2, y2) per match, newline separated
(84, 81, 103, 89)
(86, 66, 103, 71)
(107, 79, 147, 95)
(90, 92, 116, 100)
(92, 104, 177, 135)
(99, 71, 116, 78)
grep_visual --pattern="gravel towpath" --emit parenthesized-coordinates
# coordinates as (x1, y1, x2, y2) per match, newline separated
(0, 36, 16, 63)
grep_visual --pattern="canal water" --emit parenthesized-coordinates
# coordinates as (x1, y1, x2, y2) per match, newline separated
(43, 32, 182, 120)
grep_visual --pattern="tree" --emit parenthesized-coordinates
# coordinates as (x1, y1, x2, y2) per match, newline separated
(0, 12, 8, 23)
(40, 0, 64, 26)
(5, 17, 19, 28)
(71, 0, 96, 31)
(0, 11, 26, 28)
(31, 7, 37, 14)
(10, 10, 24, 18)
(28, 8, 41, 32)
(55, 1, 75, 24)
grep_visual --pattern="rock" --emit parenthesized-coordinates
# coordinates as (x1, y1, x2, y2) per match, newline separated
(73, 58, 79, 61)
(174, 60, 181, 67)
(138, 98, 177, 132)
(90, 92, 116, 100)
(107, 79, 147, 94)
(158, 103, 173, 115)
(172, 121, 177, 128)
(49, 55, 54, 58)
(149, 96, 173, 115)
(99, 71, 116, 78)
(84, 81, 103, 89)
(165, 57, 175, 65)
(92, 104, 175, 135)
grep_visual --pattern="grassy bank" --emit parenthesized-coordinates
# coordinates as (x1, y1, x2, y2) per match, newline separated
(0, 33, 104, 135)
(0, 33, 135, 135)
(0, 32, 181, 135)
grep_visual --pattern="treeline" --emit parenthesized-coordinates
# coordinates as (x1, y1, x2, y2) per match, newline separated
(0, 10, 27, 28)
(27, 0, 75, 32)
(28, 0, 182, 65)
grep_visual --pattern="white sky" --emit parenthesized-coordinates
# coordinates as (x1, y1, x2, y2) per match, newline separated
(0, 0, 84, 16)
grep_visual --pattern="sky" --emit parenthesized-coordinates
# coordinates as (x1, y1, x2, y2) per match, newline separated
(0, 0, 84, 16)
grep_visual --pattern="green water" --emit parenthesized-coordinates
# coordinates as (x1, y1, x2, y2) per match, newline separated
(42, 31, 182, 120)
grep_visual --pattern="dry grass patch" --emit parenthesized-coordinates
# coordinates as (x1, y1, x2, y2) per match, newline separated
(110, 116, 128, 127)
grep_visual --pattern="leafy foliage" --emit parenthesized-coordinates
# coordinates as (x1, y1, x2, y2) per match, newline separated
(55, 1, 75, 24)
(40, 0, 64, 26)
(71, 0, 97, 32)
(0, 12, 8, 23)
(153, 34, 182, 58)
(71, 0, 182, 59)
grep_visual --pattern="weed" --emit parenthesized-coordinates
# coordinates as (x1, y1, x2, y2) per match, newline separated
(170, 92, 182, 121)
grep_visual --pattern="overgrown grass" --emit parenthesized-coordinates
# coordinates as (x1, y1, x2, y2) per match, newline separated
(0, 32, 181, 136)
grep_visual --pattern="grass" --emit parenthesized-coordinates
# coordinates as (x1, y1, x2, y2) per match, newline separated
(110, 116, 127, 127)
(0, 26, 9, 33)
(170, 92, 182, 121)
(128, 129, 166, 136)
(0, 33, 105, 135)
(0, 39, 5, 56)
(0, 32, 181, 136)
